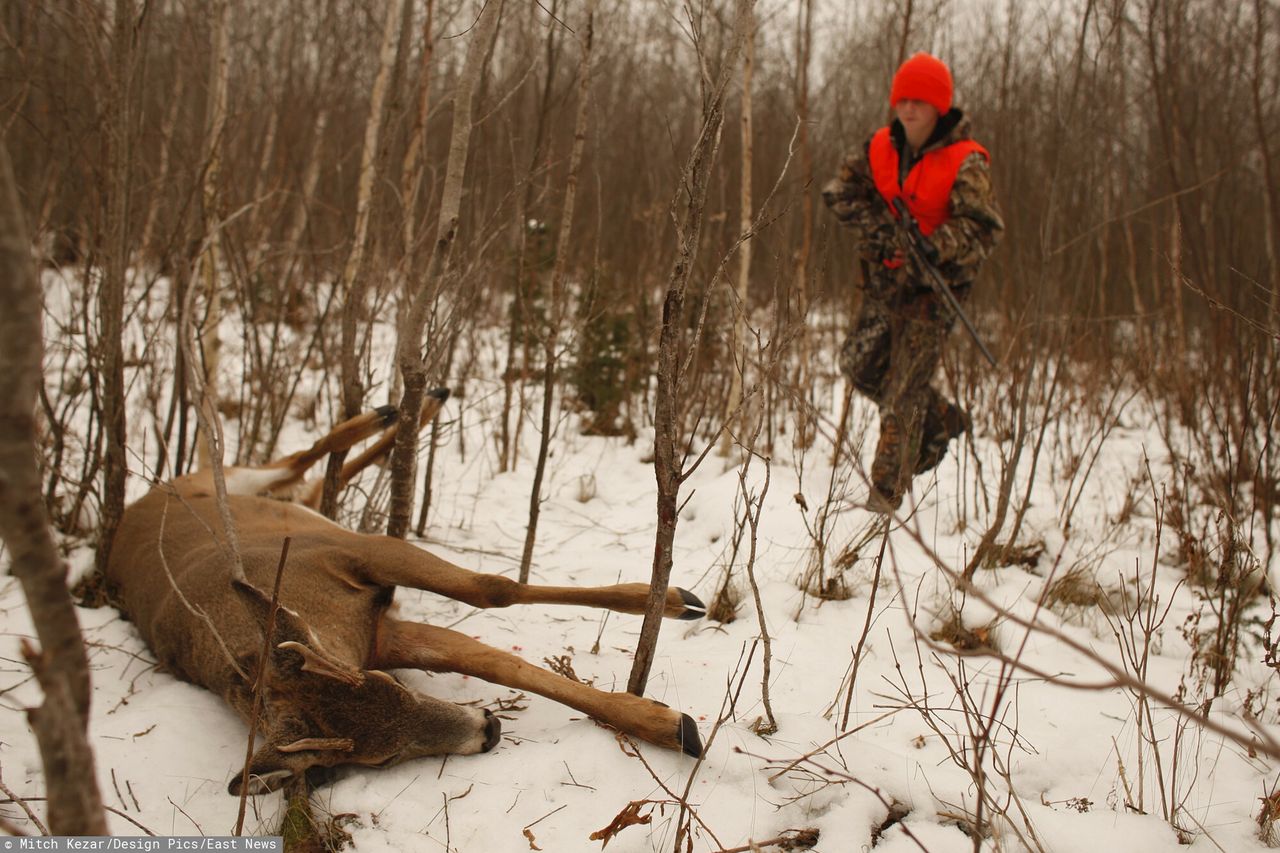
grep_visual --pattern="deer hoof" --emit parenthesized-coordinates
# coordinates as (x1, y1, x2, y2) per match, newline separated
(428, 387, 452, 402)
(679, 714, 703, 758)
(676, 588, 706, 620)
(375, 404, 399, 426)
(482, 709, 502, 752)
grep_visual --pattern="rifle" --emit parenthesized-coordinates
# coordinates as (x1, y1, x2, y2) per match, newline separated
(890, 197, 997, 367)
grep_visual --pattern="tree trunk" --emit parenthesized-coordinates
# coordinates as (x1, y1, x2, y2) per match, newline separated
(720, 6, 754, 458)
(519, 0, 598, 582)
(138, 64, 184, 266)
(792, 0, 815, 446)
(322, 0, 404, 518)
(196, 0, 230, 470)
(1251, 0, 1280, 329)
(499, 1, 563, 474)
(385, 0, 502, 539)
(0, 139, 108, 835)
(400, 0, 436, 259)
(629, 0, 756, 697)
(94, 0, 135, 578)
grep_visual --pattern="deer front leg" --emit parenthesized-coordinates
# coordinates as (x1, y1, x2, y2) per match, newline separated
(361, 537, 706, 620)
(373, 618, 703, 758)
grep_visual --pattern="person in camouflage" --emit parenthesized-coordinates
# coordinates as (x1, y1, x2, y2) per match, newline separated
(822, 52, 1004, 510)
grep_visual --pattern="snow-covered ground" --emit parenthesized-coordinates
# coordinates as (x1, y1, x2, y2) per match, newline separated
(3, 269, 1278, 851)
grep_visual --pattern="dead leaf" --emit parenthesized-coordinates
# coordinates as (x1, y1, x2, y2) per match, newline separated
(523, 827, 541, 850)
(589, 801, 652, 848)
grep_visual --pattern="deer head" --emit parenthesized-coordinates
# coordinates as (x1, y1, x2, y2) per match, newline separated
(227, 581, 500, 795)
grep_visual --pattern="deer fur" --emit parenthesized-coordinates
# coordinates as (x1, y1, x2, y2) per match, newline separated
(105, 390, 705, 795)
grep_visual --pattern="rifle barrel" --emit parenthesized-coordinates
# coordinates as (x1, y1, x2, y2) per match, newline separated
(891, 198, 997, 367)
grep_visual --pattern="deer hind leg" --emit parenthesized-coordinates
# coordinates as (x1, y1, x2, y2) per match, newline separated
(362, 536, 706, 620)
(300, 387, 451, 508)
(171, 406, 400, 498)
(249, 405, 400, 497)
(373, 617, 703, 757)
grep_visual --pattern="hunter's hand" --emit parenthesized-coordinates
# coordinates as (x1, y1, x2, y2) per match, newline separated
(819, 178, 844, 209)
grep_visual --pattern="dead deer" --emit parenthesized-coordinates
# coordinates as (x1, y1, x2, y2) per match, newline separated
(105, 389, 706, 795)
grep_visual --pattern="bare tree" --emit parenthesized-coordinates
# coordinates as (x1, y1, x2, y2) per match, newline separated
(322, 0, 405, 517)
(720, 3, 754, 458)
(195, 0, 231, 469)
(93, 0, 138, 577)
(386, 0, 503, 539)
(400, 0, 437, 260)
(1251, 0, 1280, 329)
(792, 0, 815, 445)
(498, 2, 565, 475)
(0, 139, 108, 834)
(629, 0, 757, 696)
(519, 0, 599, 581)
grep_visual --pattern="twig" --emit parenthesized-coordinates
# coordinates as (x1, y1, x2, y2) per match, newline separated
(884, 499, 1280, 761)
(522, 803, 567, 830)
(0, 815, 28, 836)
(235, 536, 291, 833)
(0, 778, 47, 835)
(739, 747, 930, 853)
(104, 805, 156, 836)
(618, 642, 760, 852)
(840, 518, 890, 728)
(765, 707, 903, 784)
(714, 828, 820, 852)
(110, 768, 124, 811)
(0, 794, 156, 836)
(153, 496, 249, 681)
(738, 447, 776, 733)
(167, 796, 202, 833)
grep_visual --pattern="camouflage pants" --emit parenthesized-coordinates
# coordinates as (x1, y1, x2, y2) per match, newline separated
(840, 275, 966, 503)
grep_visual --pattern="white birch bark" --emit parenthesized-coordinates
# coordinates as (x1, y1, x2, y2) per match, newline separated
(385, 0, 502, 537)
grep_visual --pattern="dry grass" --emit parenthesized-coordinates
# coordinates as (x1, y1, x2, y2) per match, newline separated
(930, 607, 1000, 654)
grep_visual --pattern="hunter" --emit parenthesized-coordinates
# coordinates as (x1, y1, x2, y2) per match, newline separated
(822, 52, 1004, 510)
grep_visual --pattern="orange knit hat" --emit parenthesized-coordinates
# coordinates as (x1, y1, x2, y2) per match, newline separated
(890, 53, 953, 114)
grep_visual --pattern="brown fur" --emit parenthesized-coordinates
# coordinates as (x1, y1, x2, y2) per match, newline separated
(105, 393, 705, 795)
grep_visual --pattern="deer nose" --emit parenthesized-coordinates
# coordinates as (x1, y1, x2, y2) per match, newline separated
(482, 709, 502, 752)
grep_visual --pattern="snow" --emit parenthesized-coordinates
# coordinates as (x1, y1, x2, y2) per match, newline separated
(3, 268, 1279, 851)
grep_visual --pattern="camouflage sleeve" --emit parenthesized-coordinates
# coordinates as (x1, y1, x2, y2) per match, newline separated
(928, 152, 1004, 274)
(820, 146, 899, 263)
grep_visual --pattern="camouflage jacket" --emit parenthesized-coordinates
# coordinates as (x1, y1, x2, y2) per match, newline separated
(822, 110, 1004, 290)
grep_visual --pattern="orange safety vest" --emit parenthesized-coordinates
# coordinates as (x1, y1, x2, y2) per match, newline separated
(868, 126, 988, 244)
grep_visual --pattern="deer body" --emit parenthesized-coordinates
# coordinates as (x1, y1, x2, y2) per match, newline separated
(105, 398, 705, 794)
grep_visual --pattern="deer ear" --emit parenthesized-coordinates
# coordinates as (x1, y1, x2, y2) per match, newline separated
(232, 578, 314, 648)
(225, 718, 356, 796)
(231, 580, 365, 687)
(226, 743, 299, 796)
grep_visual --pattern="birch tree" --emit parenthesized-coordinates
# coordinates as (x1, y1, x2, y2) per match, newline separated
(321, 0, 405, 517)
(519, 0, 599, 581)
(385, 0, 503, 538)
(792, 0, 815, 445)
(720, 5, 754, 458)
(629, 0, 756, 696)
(94, 0, 137, 576)
(195, 0, 230, 469)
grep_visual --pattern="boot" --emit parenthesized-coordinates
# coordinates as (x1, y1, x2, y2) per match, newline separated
(915, 400, 970, 475)
(870, 414, 907, 511)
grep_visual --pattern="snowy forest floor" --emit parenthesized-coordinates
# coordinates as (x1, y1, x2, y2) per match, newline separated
(3, 268, 1280, 852)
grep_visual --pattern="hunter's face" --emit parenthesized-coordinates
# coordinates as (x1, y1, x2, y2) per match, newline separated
(895, 99, 939, 149)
